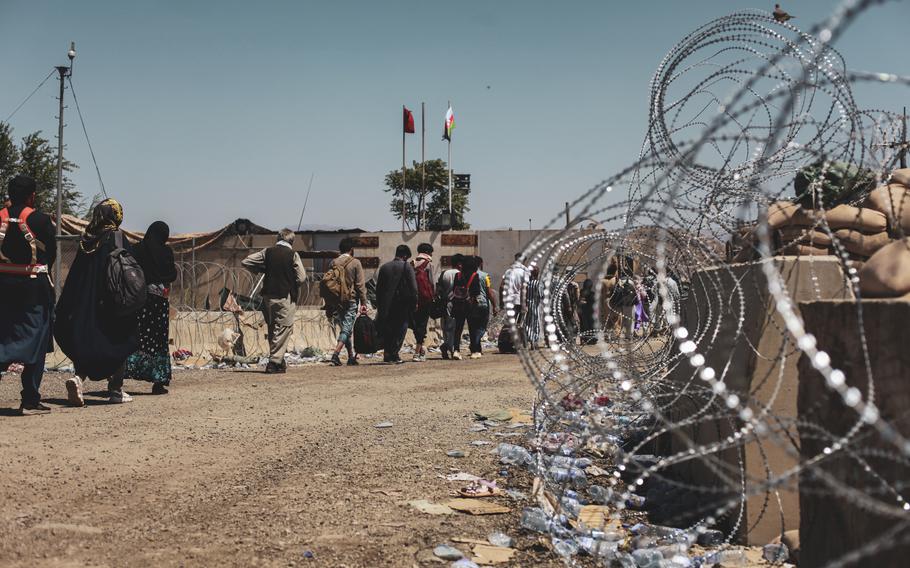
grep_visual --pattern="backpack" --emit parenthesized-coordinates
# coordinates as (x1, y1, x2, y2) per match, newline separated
(449, 272, 477, 317)
(320, 256, 354, 308)
(353, 314, 380, 354)
(106, 231, 147, 317)
(414, 258, 435, 309)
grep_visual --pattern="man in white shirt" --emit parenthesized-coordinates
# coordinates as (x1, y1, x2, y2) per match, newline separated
(500, 253, 528, 323)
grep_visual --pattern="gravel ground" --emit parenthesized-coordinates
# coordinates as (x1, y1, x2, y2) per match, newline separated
(0, 354, 566, 568)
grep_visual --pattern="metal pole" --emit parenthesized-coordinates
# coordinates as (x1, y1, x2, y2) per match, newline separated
(426, 103, 427, 230)
(901, 106, 907, 169)
(402, 106, 406, 232)
(448, 100, 452, 226)
(565, 202, 570, 228)
(54, 65, 68, 294)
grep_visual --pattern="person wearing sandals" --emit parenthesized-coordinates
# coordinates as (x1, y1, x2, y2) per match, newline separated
(124, 221, 177, 394)
(55, 199, 139, 405)
(328, 237, 368, 366)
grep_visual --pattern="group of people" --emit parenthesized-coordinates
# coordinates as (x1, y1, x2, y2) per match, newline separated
(0, 176, 177, 415)
(323, 241, 499, 365)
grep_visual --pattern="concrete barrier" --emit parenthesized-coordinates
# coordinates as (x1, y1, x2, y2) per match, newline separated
(797, 299, 910, 568)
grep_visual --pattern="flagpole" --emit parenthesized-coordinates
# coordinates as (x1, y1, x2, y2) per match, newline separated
(426, 103, 427, 230)
(447, 100, 452, 228)
(402, 105, 406, 232)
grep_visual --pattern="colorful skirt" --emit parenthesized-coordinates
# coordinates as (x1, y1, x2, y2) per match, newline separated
(125, 293, 172, 385)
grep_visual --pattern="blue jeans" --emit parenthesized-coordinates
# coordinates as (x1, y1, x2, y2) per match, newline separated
(19, 352, 46, 406)
(467, 307, 490, 353)
(334, 302, 359, 348)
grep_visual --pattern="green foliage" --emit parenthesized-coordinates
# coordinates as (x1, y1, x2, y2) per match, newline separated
(793, 160, 876, 208)
(0, 121, 81, 214)
(384, 158, 470, 230)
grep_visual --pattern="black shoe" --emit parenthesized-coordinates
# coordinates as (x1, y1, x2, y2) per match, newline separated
(347, 357, 359, 366)
(330, 353, 343, 366)
(18, 402, 51, 416)
(265, 362, 286, 374)
(152, 383, 169, 395)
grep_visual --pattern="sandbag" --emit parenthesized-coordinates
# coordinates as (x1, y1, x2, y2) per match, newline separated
(859, 238, 910, 297)
(863, 182, 910, 234)
(777, 227, 833, 247)
(778, 243, 832, 257)
(767, 201, 887, 233)
(891, 168, 910, 187)
(832, 229, 892, 258)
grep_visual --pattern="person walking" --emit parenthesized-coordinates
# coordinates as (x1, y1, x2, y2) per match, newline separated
(578, 278, 597, 344)
(124, 221, 177, 394)
(242, 228, 307, 374)
(55, 199, 139, 405)
(500, 253, 528, 327)
(522, 265, 543, 349)
(436, 253, 463, 360)
(0, 176, 56, 415)
(409, 243, 435, 362)
(375, 245, 417, 364)
(328, 238, 368, 366)
(467, 256, 498, 358)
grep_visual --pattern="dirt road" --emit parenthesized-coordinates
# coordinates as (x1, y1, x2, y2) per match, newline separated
(0, 355, 561, 568)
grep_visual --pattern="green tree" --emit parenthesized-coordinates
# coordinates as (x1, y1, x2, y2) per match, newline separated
(384, 158, 470, 230)
(0, 122, 81, 214)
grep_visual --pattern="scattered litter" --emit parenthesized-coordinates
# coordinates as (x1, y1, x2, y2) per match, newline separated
(451, 537, 489, 545)
(444, 472, 482, 482)
(374, 421, 394, 429)
(585, 464, 610, 477)
(471, 543, 516, 564)
(408, 499, 454, 515)
(458, 480, 502, 498)
(487, 532, 514, 548)
(444, 499, 510, 515)
(504, 489, 528, 500)
(451, 559, 480, 568)
(573, 505, 620, 531)
(474, 410, 512, 422)
(433, 545, 464, 561)
(468, 425, 487, 432)
(470, 441, 491, 446)
(447, 450, 466, 458)
(491, 432, 521, 438)
(303, 550, 314, 559)
(373, 489, 402, 497)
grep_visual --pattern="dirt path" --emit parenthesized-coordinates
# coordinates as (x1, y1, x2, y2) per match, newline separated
(0, 355, 561, 568)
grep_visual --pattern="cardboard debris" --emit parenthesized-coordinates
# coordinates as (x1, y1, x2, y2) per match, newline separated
(444, 499, 510, 515)
(471, 544, 516, 565)
(408, 499, 454, 515)
(458, 481, 503, 498)
(508, 408, 533, 424)
(374, 421, 394, 428)
(452, 536, 490, 545)
(474, 410, 512, 422)
(571, 505, 621, 532)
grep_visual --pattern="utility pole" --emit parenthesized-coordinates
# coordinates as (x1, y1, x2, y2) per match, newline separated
(54, 42, 75, 293)
(421, 102, 426, 231)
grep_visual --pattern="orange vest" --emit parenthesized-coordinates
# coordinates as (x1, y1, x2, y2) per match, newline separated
(0, 207, 47, 278)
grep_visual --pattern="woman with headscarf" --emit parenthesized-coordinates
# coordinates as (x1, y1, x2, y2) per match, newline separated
(125, 221, 177, 394)
(55, 199, 139, 405)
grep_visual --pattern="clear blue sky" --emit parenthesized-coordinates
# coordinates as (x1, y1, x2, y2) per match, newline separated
(1, 1, 908, 233)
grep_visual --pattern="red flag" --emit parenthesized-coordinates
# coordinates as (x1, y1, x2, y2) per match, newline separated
(403, 106, 415, 134)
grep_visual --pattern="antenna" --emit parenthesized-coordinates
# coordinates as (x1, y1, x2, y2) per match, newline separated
(296, 173, 316, 231)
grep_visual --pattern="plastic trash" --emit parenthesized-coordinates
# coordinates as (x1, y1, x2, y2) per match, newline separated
(548, 455, 593, 469)
(433, 545, 464, 560)
(451, 559, 479, 568)
(704, 549, 747, 566)
(487, 532, 514, 548)
(696, 529, 725, 546)
(496, 443, 533, 466)
(632, 548, 663, 567)
(547, 466, 588, 488)
(447, 450, 466, 458)
(763, 543, 789, 563)
(374, 421, 394, 428)
(588, 484, 614, 504)
(520, 507, 552, 533)
(553, 538, 579, 557)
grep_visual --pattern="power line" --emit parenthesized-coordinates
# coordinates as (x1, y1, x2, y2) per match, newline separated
(3, 69, 55, 123)
(66, 76, 107, 198)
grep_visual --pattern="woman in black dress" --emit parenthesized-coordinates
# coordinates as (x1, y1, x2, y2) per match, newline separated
(125, 221, 177, 394)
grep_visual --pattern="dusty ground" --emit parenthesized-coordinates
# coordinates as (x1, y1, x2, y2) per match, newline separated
(0, 354, 564, 568)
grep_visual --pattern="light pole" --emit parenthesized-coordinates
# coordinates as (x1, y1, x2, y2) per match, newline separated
(54, 41, 75, 292)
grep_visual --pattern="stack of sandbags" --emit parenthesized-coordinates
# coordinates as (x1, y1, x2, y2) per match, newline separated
(767, 201, 889, 260)
(863, 177, 910, 236)
(859, 238, 910, 298)
(891, 168, 910, 187)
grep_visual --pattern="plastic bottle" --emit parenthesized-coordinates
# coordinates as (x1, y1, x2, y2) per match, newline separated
(552, 538, 579, 557)
(704, 549, 747, 566)
(546, 466, 588, 488)
(487, 532, 514, 548)
(626, 493, 647, 508)
(496, 443, 532, 466)
(588, 484, 614, 504)
(547, 455, 593, 469)
(631, 548, 663, 568)
(519, 508, 552, 533)
(696, 529, 725, 546)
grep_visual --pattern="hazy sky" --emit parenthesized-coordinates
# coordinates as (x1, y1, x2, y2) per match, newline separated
(1, 0, 908, 233)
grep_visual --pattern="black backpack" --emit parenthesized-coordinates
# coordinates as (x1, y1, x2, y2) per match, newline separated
(353, 314, 380, 354)
(498, 327, 517, 354)
(106, 231, 147, 317)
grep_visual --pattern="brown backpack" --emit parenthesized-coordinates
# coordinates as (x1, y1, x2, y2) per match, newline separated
(320, 256, 354, 307)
